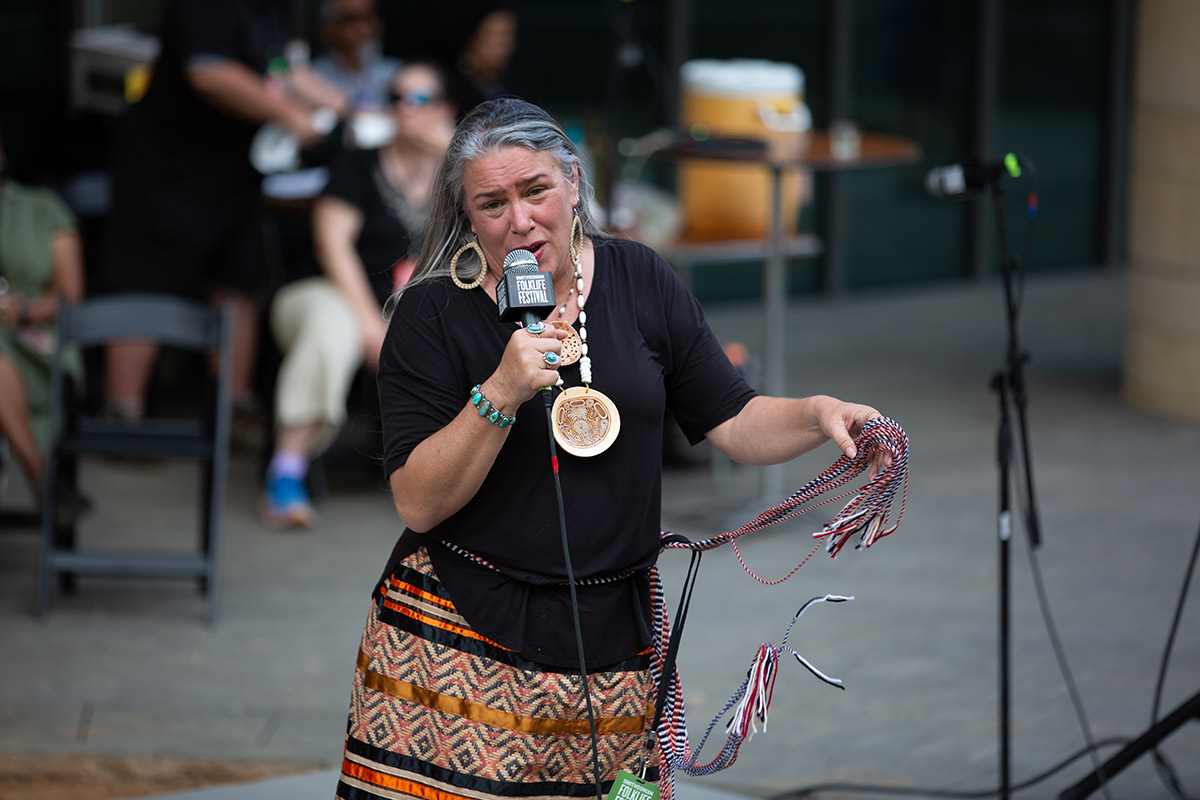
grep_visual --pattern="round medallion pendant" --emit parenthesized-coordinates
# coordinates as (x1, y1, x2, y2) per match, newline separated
(551, 321, 582, 366)
(551, 386, 621, 457)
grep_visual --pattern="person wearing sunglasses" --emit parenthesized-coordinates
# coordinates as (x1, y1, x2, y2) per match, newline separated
(261, 61, 456, 528)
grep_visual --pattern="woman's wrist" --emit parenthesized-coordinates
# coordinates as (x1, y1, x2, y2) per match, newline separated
(478, 377, 524, 416)
(469, 383, 516, 428)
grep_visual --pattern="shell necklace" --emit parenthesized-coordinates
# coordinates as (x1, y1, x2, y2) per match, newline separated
(549, 234, 621, 457)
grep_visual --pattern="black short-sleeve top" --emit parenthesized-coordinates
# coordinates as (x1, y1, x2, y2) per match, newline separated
(375, 237, 756, 667)
(318, 149, 421, 304)
(135, 0, 288, 180)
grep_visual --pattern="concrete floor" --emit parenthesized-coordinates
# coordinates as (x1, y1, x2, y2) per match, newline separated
(2, 269, 1197, 799)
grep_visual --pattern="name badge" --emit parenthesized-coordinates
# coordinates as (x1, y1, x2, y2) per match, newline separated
(606, 769, 659, 800)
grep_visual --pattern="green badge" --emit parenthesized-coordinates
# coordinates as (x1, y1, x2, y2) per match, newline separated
(606, 769, 659, 800)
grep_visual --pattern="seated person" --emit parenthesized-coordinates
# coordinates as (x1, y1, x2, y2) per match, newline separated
(0, 128, 87, 518)
(261, 61, 456, 528)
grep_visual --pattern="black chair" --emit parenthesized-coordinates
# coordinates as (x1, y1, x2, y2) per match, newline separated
(35, 294, 233, 622)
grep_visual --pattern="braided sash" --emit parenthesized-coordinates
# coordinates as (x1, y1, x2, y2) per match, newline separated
(650, 416, 910, 781)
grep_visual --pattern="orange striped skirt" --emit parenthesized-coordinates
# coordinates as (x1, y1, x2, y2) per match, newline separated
(335, 547, 662, 800)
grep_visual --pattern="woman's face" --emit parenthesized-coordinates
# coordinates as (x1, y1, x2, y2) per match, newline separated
(389, 64, 453, 136)
(461, 146, 578, 280)
(467, 10, 517, 76)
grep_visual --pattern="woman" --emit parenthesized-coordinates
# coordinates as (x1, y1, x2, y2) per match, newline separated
(444, 1, 519, 115)
(261, 61, 456, 527)
(336, 98, 888, 799)
(0, 130, 86, 517)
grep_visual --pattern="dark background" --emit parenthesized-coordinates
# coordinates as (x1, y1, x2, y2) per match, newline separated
(0, 0, 1129, 302)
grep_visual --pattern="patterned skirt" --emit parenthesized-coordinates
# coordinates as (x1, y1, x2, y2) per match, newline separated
(336, 547, 663, 800)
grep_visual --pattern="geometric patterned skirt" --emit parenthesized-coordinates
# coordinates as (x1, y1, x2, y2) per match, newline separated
(335, 547, 663, 799)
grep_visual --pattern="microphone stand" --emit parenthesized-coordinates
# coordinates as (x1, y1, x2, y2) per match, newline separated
(988, 171, 1042, 800)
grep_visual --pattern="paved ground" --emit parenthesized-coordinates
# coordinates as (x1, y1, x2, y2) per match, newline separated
(2, 269, 1198, 799)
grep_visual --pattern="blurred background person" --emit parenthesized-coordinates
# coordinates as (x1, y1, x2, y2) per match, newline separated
(92, 0, 339, 439)
(444, 1, 519, 116)
(260, 60, 456, 528)
(311, 0, 401, 113)
(0, 127, 87, 519)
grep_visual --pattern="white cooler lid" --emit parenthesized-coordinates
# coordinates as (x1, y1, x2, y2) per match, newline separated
(680, 59, 804, 97)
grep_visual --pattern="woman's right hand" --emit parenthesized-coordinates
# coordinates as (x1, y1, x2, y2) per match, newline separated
(478, 323, 567, 413)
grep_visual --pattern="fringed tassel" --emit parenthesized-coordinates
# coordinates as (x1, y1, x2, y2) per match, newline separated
(726, 643, 778, 741)
(656, 595, 853, 779)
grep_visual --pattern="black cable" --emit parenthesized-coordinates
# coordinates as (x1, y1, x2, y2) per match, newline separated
(541, 389, 605, 800)
(767, 736, 1132, 800)
(1020, 514, 1114, 800)
(1148, 518, 1200, 800)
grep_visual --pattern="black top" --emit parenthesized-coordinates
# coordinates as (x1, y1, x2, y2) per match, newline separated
(93, 0, 288, 297)
(375, 237, 756, 668)
(135, 0, 288, 186)
(319, 148, 423, 303)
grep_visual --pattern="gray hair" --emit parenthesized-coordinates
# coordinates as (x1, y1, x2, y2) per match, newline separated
(389, 98, 604, 314)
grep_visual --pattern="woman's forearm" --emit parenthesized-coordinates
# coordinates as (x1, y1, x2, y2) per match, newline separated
(314, 199, 379, 323)
(707, 395, 830, 465)
(24, 230, 84, 324)
(707, 394, 881, 466)
(389, 395, 515, 532)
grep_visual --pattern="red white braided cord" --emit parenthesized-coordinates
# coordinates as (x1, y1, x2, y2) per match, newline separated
(661, 416, 910, 564)
(652, 416, 910, 778)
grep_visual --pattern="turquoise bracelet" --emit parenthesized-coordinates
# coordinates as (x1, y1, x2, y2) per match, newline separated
(469, 384, 516, 428)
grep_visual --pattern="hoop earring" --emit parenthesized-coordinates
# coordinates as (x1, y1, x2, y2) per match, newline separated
(569, 213, 583, 270)
(450, 239, 488, 290)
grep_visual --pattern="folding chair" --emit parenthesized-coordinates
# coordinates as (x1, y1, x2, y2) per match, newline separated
(35, 294, 233, 622)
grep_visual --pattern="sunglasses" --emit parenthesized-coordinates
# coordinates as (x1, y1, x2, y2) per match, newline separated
(389, 88, 443, 107)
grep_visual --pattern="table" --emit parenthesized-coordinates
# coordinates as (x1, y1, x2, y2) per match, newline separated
(655, 130, 922, 500)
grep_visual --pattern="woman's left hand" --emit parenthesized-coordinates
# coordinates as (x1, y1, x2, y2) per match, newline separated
(812, 396, 893, 479)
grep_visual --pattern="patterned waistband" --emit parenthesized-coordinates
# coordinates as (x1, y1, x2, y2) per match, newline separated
(434, 536, 641, 586)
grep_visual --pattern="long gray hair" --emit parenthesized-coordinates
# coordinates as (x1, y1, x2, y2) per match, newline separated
(386, 98, 604, 317)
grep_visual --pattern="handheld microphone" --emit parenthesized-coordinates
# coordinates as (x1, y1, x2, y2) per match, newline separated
(925, 153, 1022, 199)
(498, 249, 557, 327)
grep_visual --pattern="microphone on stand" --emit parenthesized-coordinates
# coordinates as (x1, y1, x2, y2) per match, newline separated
(497, 249, 557, 327)
(925, 153, 1021, 199)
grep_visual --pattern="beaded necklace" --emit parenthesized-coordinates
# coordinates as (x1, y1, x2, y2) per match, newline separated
(549, 258, 586, 374)
(548, 222, 620, 456)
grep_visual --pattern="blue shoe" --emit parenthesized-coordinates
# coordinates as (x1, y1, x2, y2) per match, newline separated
(261, 474, 315, 529)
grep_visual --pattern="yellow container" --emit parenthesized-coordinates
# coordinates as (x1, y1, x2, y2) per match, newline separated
(678, 59, 810, 241)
